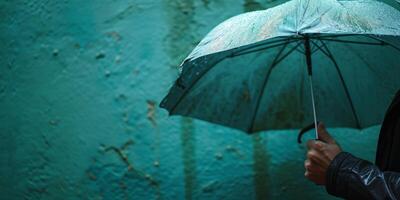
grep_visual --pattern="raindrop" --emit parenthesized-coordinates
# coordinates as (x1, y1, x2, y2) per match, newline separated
(104, 70, 111, 77)
(115, 55, 121, 63)
(52, 49, 59, 57)
(215, 152, 223, 160)
(96, 52, 106, 59)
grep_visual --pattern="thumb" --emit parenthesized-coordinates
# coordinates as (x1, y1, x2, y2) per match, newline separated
(317, 122, 334, 144)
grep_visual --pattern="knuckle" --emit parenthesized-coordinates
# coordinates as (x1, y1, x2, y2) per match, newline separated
(315, 141, 324, 149)
(304, 160, 311, 168)
(307, 151, 315, 159)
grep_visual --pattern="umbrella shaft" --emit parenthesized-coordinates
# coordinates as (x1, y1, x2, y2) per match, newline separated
(305, 36, 313, 76)
(309, 75, 319, 139)
(305, 35, 318, 139)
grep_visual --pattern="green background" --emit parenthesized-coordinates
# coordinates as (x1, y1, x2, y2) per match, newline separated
(1, 0, 398, 199)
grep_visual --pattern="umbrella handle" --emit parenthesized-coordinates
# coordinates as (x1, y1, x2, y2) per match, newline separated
(297, 121, 320, 144)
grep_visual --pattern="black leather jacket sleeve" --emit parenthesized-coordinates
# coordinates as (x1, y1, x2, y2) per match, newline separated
(326, 152, 400, 200)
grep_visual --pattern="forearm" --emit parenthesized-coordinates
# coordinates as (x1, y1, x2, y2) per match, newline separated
(326, 152, 400, 200)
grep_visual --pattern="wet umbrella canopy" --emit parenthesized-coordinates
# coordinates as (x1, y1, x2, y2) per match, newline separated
(160, 0, 400, 135)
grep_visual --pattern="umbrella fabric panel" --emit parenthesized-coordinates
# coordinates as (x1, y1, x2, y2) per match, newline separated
(160, 51, 230, 112)
(159, 37, 289, 116)
(319, 35, 400, 127)
(170, 48, 279, 132)
(249, 47, 315, 131)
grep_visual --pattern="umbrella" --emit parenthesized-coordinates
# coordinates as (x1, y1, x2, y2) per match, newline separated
(160, 0, 400, 139)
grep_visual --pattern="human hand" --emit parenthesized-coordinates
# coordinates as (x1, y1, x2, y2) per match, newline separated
(304, 123, 342, 185)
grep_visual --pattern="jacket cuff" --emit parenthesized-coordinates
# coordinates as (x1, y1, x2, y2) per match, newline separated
(326, 152, 359, 198)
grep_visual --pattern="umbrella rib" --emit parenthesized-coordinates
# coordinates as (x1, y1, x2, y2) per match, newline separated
(310, 33, 400, 52)
(231, 42, 291, 57)
(318, 38, 386, 46)
(309, 34, 357, 39)
(271, 42, 303, 69)
(363, 35, 400, 53)
(310, 40, 329, 57)
(315, 39, 362, 129)
(236, 37, 294, 52)
(230, 39, 299, 57)
(247, 41, 300, 132)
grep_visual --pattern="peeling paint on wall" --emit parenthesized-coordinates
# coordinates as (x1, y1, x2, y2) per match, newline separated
(252, 135, 269, 200)
(181, 117, 197, 200)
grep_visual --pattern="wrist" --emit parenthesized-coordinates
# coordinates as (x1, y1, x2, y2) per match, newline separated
(325, 152, 353, 197)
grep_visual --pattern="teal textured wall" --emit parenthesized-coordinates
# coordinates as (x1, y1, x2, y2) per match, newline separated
(1, 0, 398, 200)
